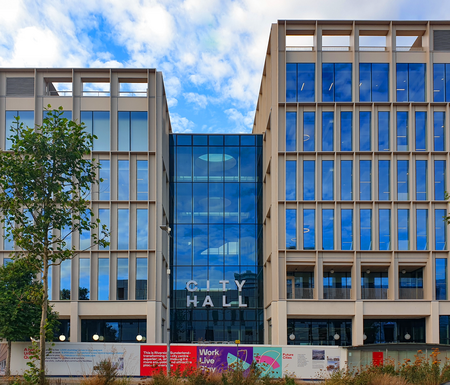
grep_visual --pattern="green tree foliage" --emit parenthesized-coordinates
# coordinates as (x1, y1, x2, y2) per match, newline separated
(0, 259, 58, 376)
(0, 107, 109, 384)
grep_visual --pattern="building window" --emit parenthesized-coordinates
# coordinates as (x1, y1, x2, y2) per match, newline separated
(433, 64, 450, 102)
(136, 209, 148, 250)
(397, 112, 408, 151)
(286, 209, 297, 249)
(3, 226, 13, 250)
(435, 160, 446, 200)
(79, 259, 90, 300)
(81, 319, 146, 342)
(287, 271, 314, 299)
(360, 209, 372, 250)
(436, 209, 447, 250)
(396, 63, 426, 102)
(434, 112, 445, 151)
(286, 63, 315, 102)
(359, 63, 389, 102)
(118, 160, 129, 200)
(359, 160, 372, 200)
(48, 266, 52, 301)
(286, 112, 297, 151)
(303, 112, 315, 151)
(98, 258, 110, 301)
(340, 111, 352, 151)
(136, 258, 148, 300)
(99, 209, 110, 250)
(359, 111, 371, 151)
(60, 259, 71, 300)
(399, 268, 423, 299)
(397, 160, 409, 200)
(137, 160, 149, 200)
(341, 209, 353, 250)
(341, 160, 353, 200)
(99, 160, 110, 200)
(378, 160, 390, 200)
(303, 161, 315, 200)
(80, 111, 110, 151)
(379, 209, 391, 250)
(415, 112, 427, 151)
(416, 209, 428, 250)
(378, 111, 390, 151)
(361, 271, 388, 300)
(436, 259, 447, 300)
(5, 111, 34, 150)
(117, 258, 128, 300)
(323, 271, 351, 300)
(322, 209, 334, 250)
(117, 209, 129, 250)
(322, 160, 334, 200)
(287, 319, 352, 346)
(398, 209, 410, 250)
(322, 63, 352, 102)
(322, 111, 334, 151)
(365, 319, 425, 344)
(303, 209, 315, 250)
(286, 160, 297, 200)
(118, 111, 148, 151)
(415, 160, 427, 200)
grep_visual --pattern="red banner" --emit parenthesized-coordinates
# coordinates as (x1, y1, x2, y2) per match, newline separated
(372, 351, 383, 367)
(140, 345, 197, 376)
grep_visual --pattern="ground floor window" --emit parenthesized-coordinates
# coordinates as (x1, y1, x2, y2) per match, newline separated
(364, 319, 425, 344)
(81, 319, 146, 342)
(287, 319, 352, 346)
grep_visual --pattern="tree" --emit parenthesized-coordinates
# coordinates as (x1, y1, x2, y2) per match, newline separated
(0, 107, 109, 384)
(0, 259, 58, 376)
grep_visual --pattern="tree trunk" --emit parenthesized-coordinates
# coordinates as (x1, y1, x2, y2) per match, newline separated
(6, 340, 11, 376)
(39, 254, 48, 385)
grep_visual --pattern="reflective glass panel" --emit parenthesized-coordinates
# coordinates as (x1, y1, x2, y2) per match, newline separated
(378, 111, 390, 151)
(98, 258, 110, 300)
(303, 209, 315, 250)
(286, 161, 297, 200)
(397, 160, 409, 200)
(177, 147, 192, 182)
(117, 258, 128, 300)
(435, 160, 446, 200)
(341, 160, 353, 200)
(322, 112, 334, 151)
(341, 209, 353, 250)
(3, 226, 13, 250)
(303, 112, 315, 151)
(99, 209, 110, 250)
(99, 160, 110, 200)
(136, 209, 148, 250)
(436, 258, 447, 300)
(360, 160, 372, 200)
(286, 63, 297, 102)
(335, 63, 352, 102)
(409, 63, 426, 102)
(379, 209, 391, 250)
(434, 64, 445, 102)
(340, 111, 352, 151)
(322, 209, 334, 250)
(118, 160, 129, 200)
(303, 161, 315, 200)
(79, 259, 90, 300)
(136, 258, 148, 300)
(436, 209, 447, 250)
(359, 111, 371, 151)
(297, 63, 315, 102)
(416, 209, 428, 250)
(397, 112, 408, 151)
(6, 111, 34, 150)
(118, 111, 130, 151)
(322, 63, 334, 102)
(286, 209, 297, 249)
(137, 160, 148, 200)
(372, 63, 389, 102)
(434, 112, 445, 151)
(60, 259, 71, 300)
(117, 209, 129, 250)
(398, 62, 411, 101)
(82, 111, 110, 151)
(359, 63, 371, 102)
(79, 210, 91, 251)
(416, 160, 427, 200)
(322, 160, 334, 200)
(360, 209, 372, 250)
(378, 160, 390, 200)
(415, 112, 427, 151)
(398, 209, 410, 250)
(286, 112, 297, 151)
(131, 111, 148, 151)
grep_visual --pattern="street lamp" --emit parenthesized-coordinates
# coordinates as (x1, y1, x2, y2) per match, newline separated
(160, 224, 172, 375)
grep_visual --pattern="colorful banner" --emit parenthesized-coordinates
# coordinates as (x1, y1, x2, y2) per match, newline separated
(140, 345, 197, 376)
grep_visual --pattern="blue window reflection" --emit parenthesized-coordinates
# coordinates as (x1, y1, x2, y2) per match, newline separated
(303, 161, 315, 200)
(118, 160, 129, 200)
(379, 209, 391, 250)
(378, 111, 390, 151)
(286, 63, 297, 102)
(322, 209, 334, 250)
(361, 272, 388, 300)
(81, 111, 110, 151)
(303, 112, 315, 151)
(60, 259, 71, 300)
(323, 271, 351, 300)
(322, 63, 352, 102)
(359, 111, 371, 151)
(397, 112, 408, 151)
(340, 111, 352, 151)
(286, 112, 297, 151)
(136, 160, 148, 200)
(396, 63, 425, 102)
(286, 161, 297, 200)
(433, 64, 450, 102)
(360, 209, 372, 250)
(341, 209, 353, 250)
(359, 63, 389, 102)
(359, 160, 372, 200)
(117, 258, 128, 300)
(99, 160, 110, 200)
(416, 160, 427, 200)
(117, 209, 129, 250)
(136, 258, 148, 300)
(286, 209, 297, 249)
(436, 209, 447, 250)
(322, 160, 334, 200)
(398, 209, 410, 250)
(286, 63, 315, 102)
(415, 112, 427, 151)
(378, 160, 390, 200)
(118, 111, 148, 151)
(303, 209, 315, 250)
(397, 160, 409, 200)
(99, 209, 110, 250)
(5, 110, 34, 150)
(98, 258, 109, 300)
(136, 209, 148, 249)
(322, 112, 334, 151)
(435, 160, 446, 200)
(436, 258, 447, 300)
(434, 112, 445, 151)
(79, 259, 90, 300)
(341, 160, 353, 200)
(416, 209, 428, 250)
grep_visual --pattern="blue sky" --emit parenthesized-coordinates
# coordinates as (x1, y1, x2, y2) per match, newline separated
(0, 0, 448, 133)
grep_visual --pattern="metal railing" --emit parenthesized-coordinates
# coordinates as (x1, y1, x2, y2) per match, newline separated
(323, 288, 351, 300)
(359, 46, 387, 51)
(47, 90, 73, 97)
(361, 288, 388, 300)
(399, 288, 424, 299)
(286, 46, 314, 51)
(396, 46, 423, 51)
(322, 46, 350, 51)
(119, 91, 147, 97)
(82, 90, 111, 97)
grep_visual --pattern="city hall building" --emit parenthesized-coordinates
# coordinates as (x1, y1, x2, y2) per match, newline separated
(1, 20, 450, 349)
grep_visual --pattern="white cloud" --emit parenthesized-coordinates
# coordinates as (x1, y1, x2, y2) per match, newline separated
(224, 108, 254, 133)
(184, 92, 208, 108)
(170, 113, 195, 133)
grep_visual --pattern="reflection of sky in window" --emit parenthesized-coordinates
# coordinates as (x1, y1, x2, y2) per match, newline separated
(117, 209, 129, 250)
(341, 160, 352, 200)
(99, 209, 110, 250)
(359, 111, 371, 151)
(340, 111, 352, 151)
(136, 209, 148, 250)
(436, 258, 447, 300)
(286, 161, 296, 200)
(99, 160, 110, 200)
(415, 112, 427, 151)
(416, 209, 428, 250)
(286, 209, 297, 250)
(322, 160, 334, 200)
(322, 209, 334, 250)
(5, 111, 34, 150)
(60, 259, 71, 298)
(341, 209, 353, 250)
(360, 160, 372, 200)
(304, 209, 315, 250)
(379, 209, 391, 250)
(322, 112, 334, 151)
(434, 112, 445, 151)
(416, 160, 427, 200)
(303, 112, 315, 151)
(397, 160, 409, 200)
(136, 160, 148, 200)
(379, 160, 390, 200)
(435, 209, 447, 250)
(378, 111, 390, 151)
(398, 209, 410, 250)
(286, 112, 297, 151)
(435, 160, 446, 200)
(118, 160, 129, 200)
(48, 265, 52, 300)
(98, 258, 109, 300)
(79, 259, 90, 299)
(396, 111, 408, 151)
(303, 161, 315, 200)
(117, 258, 128, 280)
(360, 209, 372, 250)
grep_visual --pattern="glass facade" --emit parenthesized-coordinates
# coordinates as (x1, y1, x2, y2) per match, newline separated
(5, 111, 34, 150)
(433, 64, 450, 102)
(322, 63, 352, 102)
(396, 63, 426, 102)
(287, 319, 352, 346)
(286, 63, 315, 102)
(359, 63, 389, 102)
(364, 319, 425, 344)
(170, 134, 263, 344)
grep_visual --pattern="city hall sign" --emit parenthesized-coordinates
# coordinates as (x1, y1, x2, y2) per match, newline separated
(185, 280, 248, 308)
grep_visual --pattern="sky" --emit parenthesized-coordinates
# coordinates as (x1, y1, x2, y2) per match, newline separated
(0, 0, 448, 134)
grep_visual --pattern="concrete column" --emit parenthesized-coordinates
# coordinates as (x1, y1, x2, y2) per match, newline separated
(353, 301, 364, 346)
(427, 302, 440, 343)
(70, 301, 80, 342)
